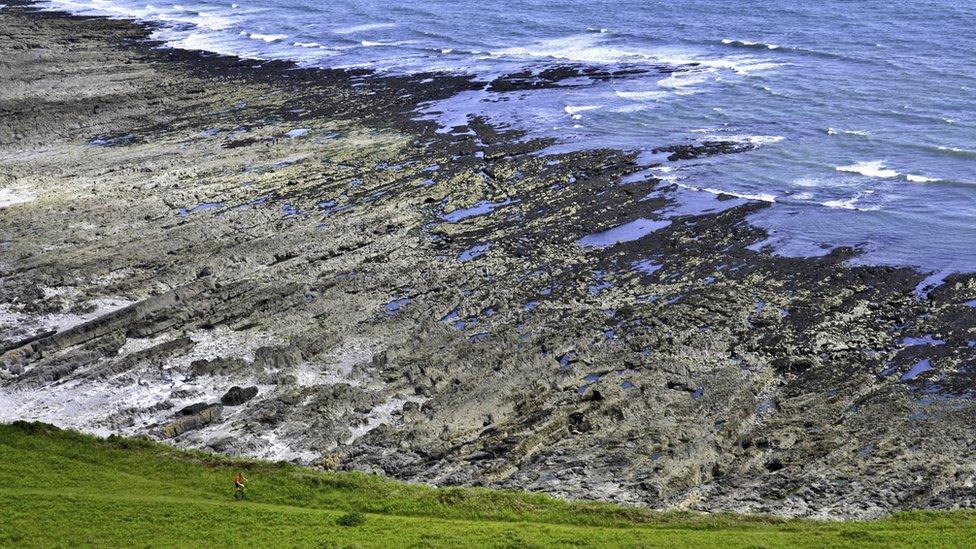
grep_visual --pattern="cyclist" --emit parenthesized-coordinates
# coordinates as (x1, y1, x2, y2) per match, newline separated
(234, 472, 248, 499)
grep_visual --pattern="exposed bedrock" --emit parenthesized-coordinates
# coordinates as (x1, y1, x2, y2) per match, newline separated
(2, 2, 976, 519)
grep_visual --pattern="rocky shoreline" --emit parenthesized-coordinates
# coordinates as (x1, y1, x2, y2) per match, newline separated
(3, 1, 976, 519)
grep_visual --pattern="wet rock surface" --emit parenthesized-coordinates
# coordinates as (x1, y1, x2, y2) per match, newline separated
(3, 1, 976, 519)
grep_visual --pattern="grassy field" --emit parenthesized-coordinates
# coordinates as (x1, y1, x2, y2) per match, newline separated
(1, 422, 973, 547)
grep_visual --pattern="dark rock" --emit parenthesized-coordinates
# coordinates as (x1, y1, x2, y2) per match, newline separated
(652, 140, 755, 161)
(179, 402, 213, 416)
(568, 411, 592, 433)
(190, 356, 248, 376)
(160, 404, 222, 438)
(253, 345, 303, 370)
(221, 385, 258, 406)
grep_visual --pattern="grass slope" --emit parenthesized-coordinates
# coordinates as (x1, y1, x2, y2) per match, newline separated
(1, 422, 973, 548)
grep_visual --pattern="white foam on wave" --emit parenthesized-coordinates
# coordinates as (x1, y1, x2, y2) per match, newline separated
(746, 135, 785, 145)
(45, 0, 160, 21)
(677, 183, 776, 203)
(680, 57, 783, 76)
(42, 3, 781, 87)
(170, 31, 258, 57)
(333, 22, 396, 35)
(651, 165, 680, 183)
(160, 9, 237, 31)
(821, 198, 857, 210)
(490, 34, 781, 76)
(821, 194, 880, 211)
(906, 174, 941, 183)
(610, 104, 650, 114)
(659, 54, 784, 75)
(729, 61, 783, 74)
(49, 0, 238, 31)
(360, 40, 405, 47)
(722, 38, 780, 50)
(937, 146, 976, 158)
(827, 128, 870, 137)
(490, 34, 638, 64)
(563, 105, 603, 116)
(836, 160, 900, 179)
(246, 32, 287, 43)
(698, 134, 784, 147)
(835, 161, 944, 185)
(726, 134, 784, 146)
(705, 188, 776, 202)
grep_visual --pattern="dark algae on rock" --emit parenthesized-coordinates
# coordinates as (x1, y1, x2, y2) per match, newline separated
(3, 0, 976, 521)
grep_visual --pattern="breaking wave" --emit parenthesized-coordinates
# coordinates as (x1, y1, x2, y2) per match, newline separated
(721, 38, 780, 50)
(836, 161, 900, 179)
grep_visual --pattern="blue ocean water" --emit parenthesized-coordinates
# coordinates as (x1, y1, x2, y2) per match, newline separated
(39, 0, 976, 272)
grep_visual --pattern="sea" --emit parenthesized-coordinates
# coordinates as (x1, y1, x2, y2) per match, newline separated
(35, 0, 976, 274)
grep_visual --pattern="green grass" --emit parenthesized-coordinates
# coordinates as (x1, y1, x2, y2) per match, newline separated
(0, 422, 973, 547)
